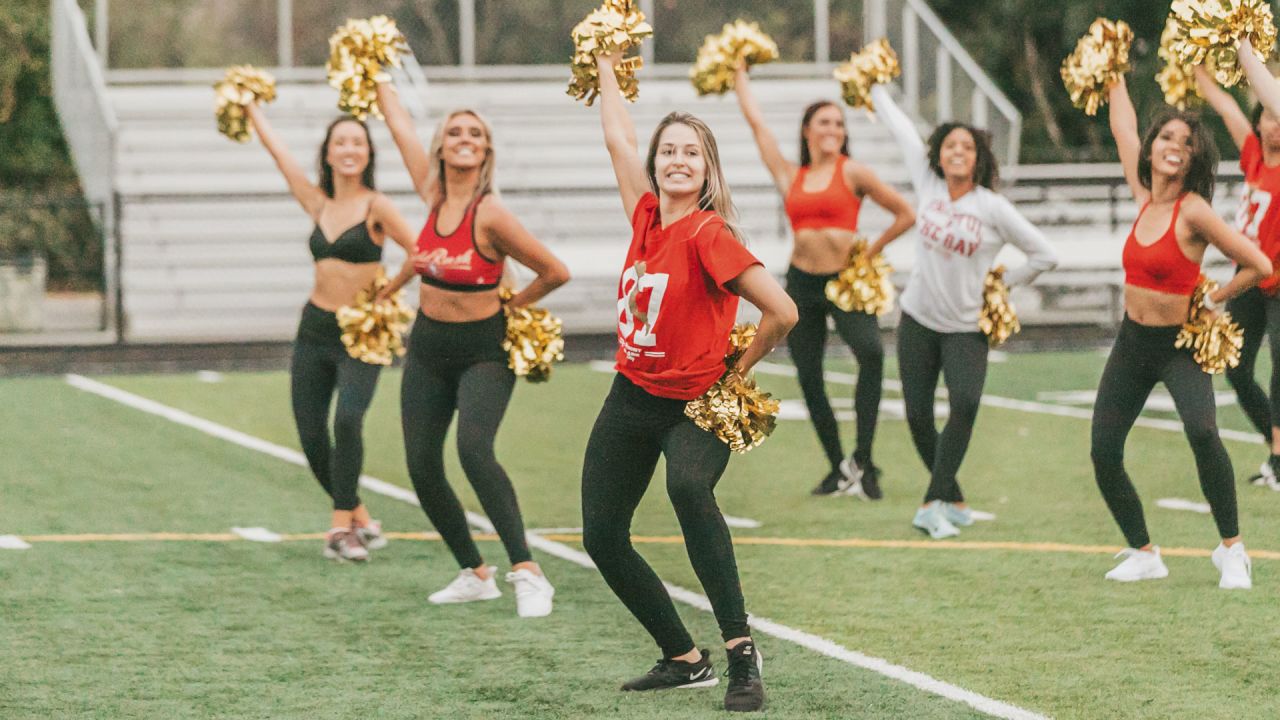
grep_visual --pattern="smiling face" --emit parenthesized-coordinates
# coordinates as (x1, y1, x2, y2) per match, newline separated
(939, 127, 978, 183)
(652, 122, 708, 200)
(803, 105, 847, 159)
(440, 112, 489, 170)
(324, 120, 371, 179)
(1149, 118, 1192, 181)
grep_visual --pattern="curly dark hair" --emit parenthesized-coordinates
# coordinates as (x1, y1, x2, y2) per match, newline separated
(1137, 109, 1217, 202)
(318, 116, 377, 198)
(926, 122, 998, 189)
(798, 101, 849, 167)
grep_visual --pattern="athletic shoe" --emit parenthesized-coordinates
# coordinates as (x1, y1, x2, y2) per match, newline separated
(506, 568, 555, 618)
(912, 501, 960, 540)
(1248, 459, 1280, 490)
(1211, 542, 1253, 590)
(941, 502, 975, 527)
(355, 520, 388, 550)
(428, 566, 501, 604)
(322, 527, 369, 562)
(810, 470, 846, 496)
(837, 458, 872, 500)
(723, 640, 765, 713)
(1104, 547, 1169, 582)
(620, 650, 719, 691)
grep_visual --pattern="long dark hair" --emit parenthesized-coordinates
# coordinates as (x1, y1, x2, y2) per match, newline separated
(1251, 102, 1267, 138)
(318, 116, 376, 198)
(798, 101, 849, 167)
(1137, 109, 1217, 202)
(927, 122, 998, 189)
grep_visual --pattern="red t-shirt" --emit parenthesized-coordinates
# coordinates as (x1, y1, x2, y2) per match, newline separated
(614, 193, 762, 400)
(1236, 134, 1280, 293)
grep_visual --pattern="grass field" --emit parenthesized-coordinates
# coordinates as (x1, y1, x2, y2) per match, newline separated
(3, 349, 1279, 719)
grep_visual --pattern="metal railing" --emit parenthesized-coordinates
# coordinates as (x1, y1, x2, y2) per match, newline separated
(862, 0, 1022, 167)
(51, 0, 119, 338)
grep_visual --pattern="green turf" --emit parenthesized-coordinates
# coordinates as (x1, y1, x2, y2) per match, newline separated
(3, 353, 1279, 719)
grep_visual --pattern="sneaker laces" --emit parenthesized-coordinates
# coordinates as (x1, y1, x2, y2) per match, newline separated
(725, 646, 758, 683)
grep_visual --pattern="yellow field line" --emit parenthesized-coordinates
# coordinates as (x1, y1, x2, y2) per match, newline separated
(14, 531, 1280, 560)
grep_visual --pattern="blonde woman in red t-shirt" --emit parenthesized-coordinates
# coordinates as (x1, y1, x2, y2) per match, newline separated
(581, 52, 797, 713)
(1203, 42, 1280, 489)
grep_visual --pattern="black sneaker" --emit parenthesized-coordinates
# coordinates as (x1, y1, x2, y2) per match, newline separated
(810, 470, 844, 496)
(723, 640, 765, 712)
(859, 462, 883, 500)
(620, 650, 719, 691)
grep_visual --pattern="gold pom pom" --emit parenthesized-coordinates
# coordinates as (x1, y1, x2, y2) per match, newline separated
(1168, 0, 1277, 88)
(978, 266, 1020, 348)
(213, 65, 276, 143)
(1176, 277, 1244, 374)
(1060, 18, 1133, 116)
(500, 289, 566, 383)
(326, 15, 408, 121)
(689, 20, 779, 96)
(336, 270, 414, 366)
(567, 0, 653, 106)
(1157, 16, 1204, 109)
(833, 38, 901, 112)
(824, 238, 895, 316)
(683, 324, 780, 454)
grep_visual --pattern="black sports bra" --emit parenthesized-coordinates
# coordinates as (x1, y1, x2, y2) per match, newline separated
(309, 203, 382, 264)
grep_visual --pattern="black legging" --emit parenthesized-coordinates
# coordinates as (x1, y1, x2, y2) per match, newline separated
(1091, 316, 1239, 548)
(400, 312, 532, 569)
(582, 374, 748, 659)
(897, 312, 988, 504)
(291, 302, 381, 512)
(1224, 286, 1272, 443)
(786, 266, 884, 470)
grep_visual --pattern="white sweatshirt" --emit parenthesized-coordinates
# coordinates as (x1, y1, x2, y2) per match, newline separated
(871, 85, 1059, 334)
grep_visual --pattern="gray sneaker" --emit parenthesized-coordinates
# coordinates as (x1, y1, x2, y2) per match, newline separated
(323, 527, 369, 562)
(355, 520, 388, 550)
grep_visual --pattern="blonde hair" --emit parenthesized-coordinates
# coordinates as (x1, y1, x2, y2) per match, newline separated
(426, 108, 499, 207)
(644, 112, 743, 242)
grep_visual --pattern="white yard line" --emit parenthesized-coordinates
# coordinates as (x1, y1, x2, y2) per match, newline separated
(1155, 498, 1212, 515)
(751, 363, 1262, 446)
(65, 373, 1048, 720)
(0, 535, 32, 550)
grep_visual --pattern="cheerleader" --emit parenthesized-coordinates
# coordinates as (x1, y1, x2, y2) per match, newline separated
(868, 84, 1059, 539)
(244, 104, 418, 561)
(582, 52, 797, 712)
(731, 64, 915, 499)
(375, 80, 570, 616)
(1092, 76, 1270, 588)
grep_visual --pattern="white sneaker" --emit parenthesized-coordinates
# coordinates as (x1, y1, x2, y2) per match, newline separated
(941, 502, 975, 527)
(912, 501, 960, 539)
(428, 566, 501, 604)
(355, 520, 388, 550)
(837, 458, 867, 499)
(322, 527, 368, 562)
(1104, 547, 1169, 582)
(1250, 460, 1280, 491)
(1211, 542, 1253, 590)
(506, 568, 555, 618)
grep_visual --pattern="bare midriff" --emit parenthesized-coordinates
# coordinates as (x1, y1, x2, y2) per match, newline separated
(1123, 285, 1193, 326)
(309, 260, 383, 311)
(417, 284, 502, 322)
(791, 227, 860, 275)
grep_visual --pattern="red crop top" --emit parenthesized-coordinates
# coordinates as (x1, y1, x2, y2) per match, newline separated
(1122, 195, 1200, 296)
(415, 194, 503, 292)
(783, 156, 862, 233)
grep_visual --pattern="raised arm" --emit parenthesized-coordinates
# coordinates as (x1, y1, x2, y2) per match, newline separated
(595, 53, 650, 219)
(1107, 76, 1146, 204)
(725, 265, 798, 374)
(1194, 65, 1252, 150)
(849, 163, 915, 256)
(1239, 37, 1280, 125)
(481, 197, 571, 307)
(868, 84, 928, 192)
(732, 64, 794, 195)
(370, 194, 420, 299)
(245, 102, 326, 218)
(1183, 194, 1272, 302)
(375, 80, 434, 201)
(992, 196, 1058, 287)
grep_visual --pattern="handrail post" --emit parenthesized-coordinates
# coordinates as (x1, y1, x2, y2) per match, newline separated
(814, 0, 829, 64)
(276, 0, 293, 68)
(94, 0, 108, 67)
(460, 0, 476, 67)
(640, 0, 655, 66)
(863, 0, 887, 45)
